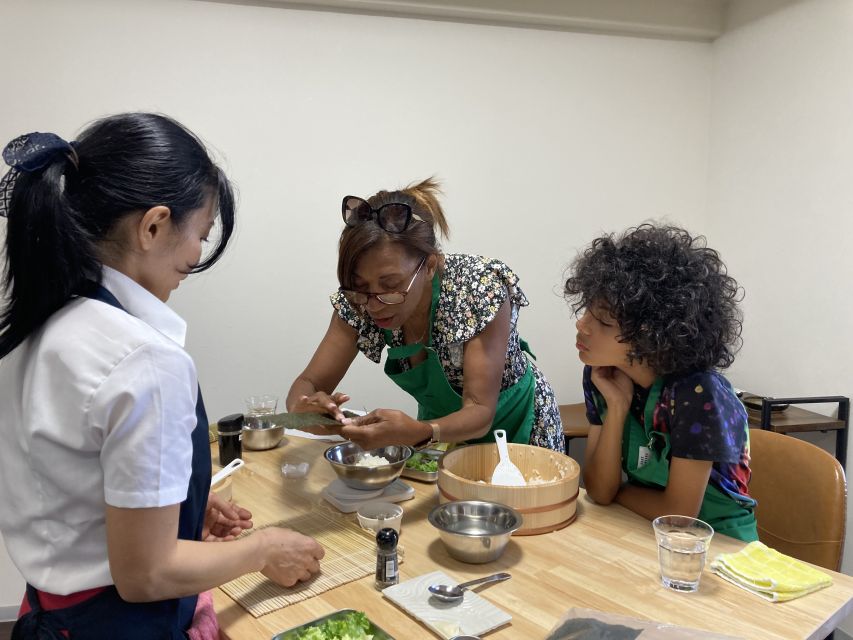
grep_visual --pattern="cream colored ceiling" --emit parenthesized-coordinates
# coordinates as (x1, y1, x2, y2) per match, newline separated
(203, 0, 728, 41)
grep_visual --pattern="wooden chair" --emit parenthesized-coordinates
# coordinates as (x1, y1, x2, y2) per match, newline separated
(559, 403, 592, 457)
(748, 428, 847, 571)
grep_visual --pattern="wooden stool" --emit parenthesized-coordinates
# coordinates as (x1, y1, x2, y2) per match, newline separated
(559, 403, 592, 456)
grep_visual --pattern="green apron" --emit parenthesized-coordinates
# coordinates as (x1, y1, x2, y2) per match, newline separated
(593, 379, 758, 542)
(383, 271, 536, 445)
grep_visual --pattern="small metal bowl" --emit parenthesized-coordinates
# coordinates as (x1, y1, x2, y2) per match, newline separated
(241, 424, 284, 450)
(428, 500, 522, 564)
(401, 448, 443, 483)
(324, 442, 412, 491)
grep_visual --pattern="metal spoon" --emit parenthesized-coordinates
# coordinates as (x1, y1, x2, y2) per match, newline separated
(428, 572, 511, 602)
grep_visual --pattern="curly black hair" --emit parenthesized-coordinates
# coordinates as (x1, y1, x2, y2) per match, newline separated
(564, 224, 743, 376)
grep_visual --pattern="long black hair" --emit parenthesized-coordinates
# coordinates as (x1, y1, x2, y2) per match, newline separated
(564, 224, 743, 376)
(0, 112, 236, 358)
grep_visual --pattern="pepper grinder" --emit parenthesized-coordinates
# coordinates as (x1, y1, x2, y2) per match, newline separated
(375, 527, 399, 590)
(217, 413, 243, 467)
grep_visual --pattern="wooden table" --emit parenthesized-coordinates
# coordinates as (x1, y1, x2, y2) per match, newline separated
(213, 438, 853, 640)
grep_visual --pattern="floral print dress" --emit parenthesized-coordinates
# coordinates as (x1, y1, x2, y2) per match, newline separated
(331, 253, 564, 452)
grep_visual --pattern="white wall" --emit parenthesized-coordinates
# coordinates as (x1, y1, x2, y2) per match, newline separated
(709, 0, 853, 408)
(708, 0, 853, 629)
(1, 0, 713, 419)
(0, 0, 711, 610)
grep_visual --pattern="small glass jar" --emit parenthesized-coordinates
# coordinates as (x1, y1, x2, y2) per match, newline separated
(217, 413, 243, 467)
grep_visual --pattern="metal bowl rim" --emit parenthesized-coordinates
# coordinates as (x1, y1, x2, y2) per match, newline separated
(324, 443, 413, 467)
(242, 424, 285, 432)
(428, 499, 523, 536)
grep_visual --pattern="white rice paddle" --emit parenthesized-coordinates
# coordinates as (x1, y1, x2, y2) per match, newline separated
(211, 458, 245, 487)
(490, 429, 526, 486)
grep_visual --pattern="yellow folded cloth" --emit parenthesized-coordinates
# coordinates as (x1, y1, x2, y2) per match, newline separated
(710, 541, 832, 602)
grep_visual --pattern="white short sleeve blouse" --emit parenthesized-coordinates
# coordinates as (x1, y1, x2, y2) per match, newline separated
(0, 267, 198, 594)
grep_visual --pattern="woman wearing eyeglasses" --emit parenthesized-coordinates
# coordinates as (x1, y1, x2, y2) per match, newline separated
(286, 178, 564, 452)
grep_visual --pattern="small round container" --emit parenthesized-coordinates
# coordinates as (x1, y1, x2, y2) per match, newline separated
(242, 423, 284, 450)
(281, 462, 310, 478)
(357, 501, 403, 535)
(428, 500, 522, 564)
(217, 413, 244, 466)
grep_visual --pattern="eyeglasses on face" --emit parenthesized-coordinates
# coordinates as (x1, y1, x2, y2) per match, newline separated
(341, 195, 425, 233)
(339, 256, 427, 306)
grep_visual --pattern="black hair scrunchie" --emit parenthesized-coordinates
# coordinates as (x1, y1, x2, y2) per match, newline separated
(0, 132, 76, 218)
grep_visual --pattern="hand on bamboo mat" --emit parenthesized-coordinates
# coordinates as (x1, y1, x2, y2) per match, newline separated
(220, 509, 402, 617)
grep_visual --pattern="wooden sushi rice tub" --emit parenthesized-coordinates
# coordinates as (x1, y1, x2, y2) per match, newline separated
(437, 443, 580, 535)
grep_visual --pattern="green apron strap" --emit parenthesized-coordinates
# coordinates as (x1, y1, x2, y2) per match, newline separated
(594, 376, 757, 542)
(467, 361, 535, 446)
(621, 378, 669, 486)
(381, 271, 537, 445)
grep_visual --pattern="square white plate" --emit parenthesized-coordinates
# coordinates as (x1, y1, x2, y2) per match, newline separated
(382, 571, 511, 639)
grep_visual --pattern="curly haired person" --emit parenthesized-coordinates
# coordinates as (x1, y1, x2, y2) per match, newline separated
(565, 224, 757, 541)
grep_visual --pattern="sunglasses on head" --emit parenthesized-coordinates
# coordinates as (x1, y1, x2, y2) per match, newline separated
(342, 195, 425, 233)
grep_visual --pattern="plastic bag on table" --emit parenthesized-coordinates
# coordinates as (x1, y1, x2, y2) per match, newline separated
(545, 607, 743, 640)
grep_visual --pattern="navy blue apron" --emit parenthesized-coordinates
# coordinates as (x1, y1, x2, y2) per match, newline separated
(13, 284, 211, 639)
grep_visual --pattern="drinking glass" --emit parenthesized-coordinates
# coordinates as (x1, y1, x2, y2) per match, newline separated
(244, 394, 278, 429)
(652, 515, 714, 592)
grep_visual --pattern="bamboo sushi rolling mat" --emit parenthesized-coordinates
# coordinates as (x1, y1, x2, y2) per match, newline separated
(220, 507, 403, 617)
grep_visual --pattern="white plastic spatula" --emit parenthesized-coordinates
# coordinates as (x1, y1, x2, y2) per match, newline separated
(490, 429, 526, 486)
(211, 458, 244, 487)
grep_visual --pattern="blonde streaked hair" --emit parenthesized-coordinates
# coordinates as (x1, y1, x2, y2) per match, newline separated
(337, 177, 450, 290)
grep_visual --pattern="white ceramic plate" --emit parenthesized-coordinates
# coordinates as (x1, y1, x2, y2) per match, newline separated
(382, 570, 511, 639)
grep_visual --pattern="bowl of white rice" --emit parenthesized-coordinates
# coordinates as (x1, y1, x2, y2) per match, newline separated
(324, 442, 413, 490)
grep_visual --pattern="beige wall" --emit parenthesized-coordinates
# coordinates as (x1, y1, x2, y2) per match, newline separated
(708, 0, 853, 630)
(0, 0, 713, 424)
(0, 0, 711, 610)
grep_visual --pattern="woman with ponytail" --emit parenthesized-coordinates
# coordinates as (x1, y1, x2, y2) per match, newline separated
(287, 178, 564, 452)
(0, 114, 323, 639)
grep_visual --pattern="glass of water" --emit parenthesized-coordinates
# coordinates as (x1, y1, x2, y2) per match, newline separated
(652, 515, 714, 592)
(244, 394, 278, 429)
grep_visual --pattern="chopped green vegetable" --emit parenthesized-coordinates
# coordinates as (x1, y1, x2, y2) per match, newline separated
(406, 452, 439, 473)
(285, 611, 375, 640)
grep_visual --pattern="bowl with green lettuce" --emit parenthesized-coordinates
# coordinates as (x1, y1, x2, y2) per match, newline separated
(401, 449, 443, 482)
(272, 609, 394, 640)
